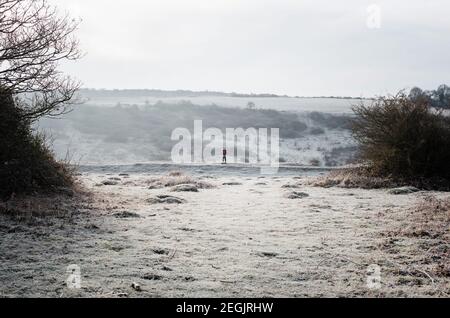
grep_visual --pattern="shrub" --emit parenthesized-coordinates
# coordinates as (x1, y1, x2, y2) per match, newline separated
(351, 92, 450, 183)
(0, 90, 74, 200)
(309, 158, 321, 167)
(308, 112, 352, 130)
(308, 166, 399, 189)
(309, 127, 325, 135)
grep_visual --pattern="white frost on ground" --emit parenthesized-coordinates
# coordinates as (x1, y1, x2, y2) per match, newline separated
(0, 172, 448, 297)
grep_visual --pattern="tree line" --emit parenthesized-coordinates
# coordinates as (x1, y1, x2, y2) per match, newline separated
(409, 84, 450, 109)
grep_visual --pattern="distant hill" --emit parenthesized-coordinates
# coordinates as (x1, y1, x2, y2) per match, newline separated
(78, 88, 368, 100)
(39, 101, 357, 166)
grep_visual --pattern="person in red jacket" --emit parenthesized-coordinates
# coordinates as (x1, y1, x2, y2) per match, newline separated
(222, 148, 227, 164)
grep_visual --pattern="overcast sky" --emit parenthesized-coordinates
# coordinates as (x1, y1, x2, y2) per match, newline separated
(53, 0, 450, 97)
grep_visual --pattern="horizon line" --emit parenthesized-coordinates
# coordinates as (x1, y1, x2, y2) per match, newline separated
(78, 87, 373, 100)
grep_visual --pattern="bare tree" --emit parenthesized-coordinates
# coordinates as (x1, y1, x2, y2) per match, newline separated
(0, 0, 81, 121)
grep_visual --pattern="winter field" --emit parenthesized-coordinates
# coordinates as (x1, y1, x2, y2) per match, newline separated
(2, 93, 448, 298)
(0, 167, 448, 298)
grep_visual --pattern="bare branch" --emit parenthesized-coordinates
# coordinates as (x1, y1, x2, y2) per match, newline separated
(0, 0, 81, 120)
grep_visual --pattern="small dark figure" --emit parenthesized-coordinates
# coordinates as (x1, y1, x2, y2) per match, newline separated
(222, 149, 227, 164)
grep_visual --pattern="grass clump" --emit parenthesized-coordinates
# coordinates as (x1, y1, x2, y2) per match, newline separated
(381, 195, 450, 283)
(309, 166, 399, 189)
(146, 172, 214, 190)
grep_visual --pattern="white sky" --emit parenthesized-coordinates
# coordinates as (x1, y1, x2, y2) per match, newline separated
(54, 0, 450, 97)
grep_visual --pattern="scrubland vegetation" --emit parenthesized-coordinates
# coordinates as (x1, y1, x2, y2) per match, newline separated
(313, 92, 450, 190)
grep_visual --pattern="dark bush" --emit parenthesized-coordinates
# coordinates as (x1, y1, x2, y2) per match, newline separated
(309, 127, 325, 135)
(408, 85, 450, 109)
(0, 90, 74, 200)
(352, 92, 450, 184)
(308, 112, 352, 130)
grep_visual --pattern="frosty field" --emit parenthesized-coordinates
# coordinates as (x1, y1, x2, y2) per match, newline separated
(1, 168, 448, 298)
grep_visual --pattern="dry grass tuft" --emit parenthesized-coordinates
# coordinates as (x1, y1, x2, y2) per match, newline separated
(381, 195, 450, 289)
(146, 173, 215, 190)
(168, 171, 183, 177)
(310, 166, 450, 191)
(308, 167, 399, 189)
(0, 183, 90, 221)
(397, 195, 450, 241)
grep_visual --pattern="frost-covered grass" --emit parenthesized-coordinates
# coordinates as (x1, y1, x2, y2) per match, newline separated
(308, 167, 398, 189)
(0, 172, 448, 297)
(145, 173, 215, 190)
